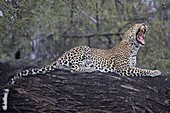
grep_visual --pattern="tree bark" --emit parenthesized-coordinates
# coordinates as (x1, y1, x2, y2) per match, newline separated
(0, 62, 170, 113)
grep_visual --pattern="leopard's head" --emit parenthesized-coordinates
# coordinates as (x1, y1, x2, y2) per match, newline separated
(124, 23, 148, 47)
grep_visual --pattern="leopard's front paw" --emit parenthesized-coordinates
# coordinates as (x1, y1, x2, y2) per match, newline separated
(150, 70, 161, 77)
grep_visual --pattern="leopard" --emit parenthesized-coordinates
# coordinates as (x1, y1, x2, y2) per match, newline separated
(1, 23, 161, 111)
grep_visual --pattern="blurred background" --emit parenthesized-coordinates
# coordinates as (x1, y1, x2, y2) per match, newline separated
(0, 0, 169, 74)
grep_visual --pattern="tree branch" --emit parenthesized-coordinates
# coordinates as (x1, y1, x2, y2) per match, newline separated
(62, 32, 123, 38)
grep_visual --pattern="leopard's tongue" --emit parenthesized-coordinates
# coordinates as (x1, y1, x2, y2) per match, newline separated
(137, 33, 145, 45)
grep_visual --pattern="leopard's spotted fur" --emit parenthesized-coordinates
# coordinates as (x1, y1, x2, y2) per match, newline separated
(2, 23, 161, 110)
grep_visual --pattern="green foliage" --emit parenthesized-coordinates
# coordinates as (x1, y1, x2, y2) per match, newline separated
(0, 0, 169, 73)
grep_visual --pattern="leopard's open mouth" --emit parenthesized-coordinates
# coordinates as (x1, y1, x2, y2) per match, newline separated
(136, 27, 147, 45)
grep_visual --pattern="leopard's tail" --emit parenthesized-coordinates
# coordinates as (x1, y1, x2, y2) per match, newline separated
(1, 68, 40, 111)
(1, 88, 9, 111)
(1, 61, 59, 111)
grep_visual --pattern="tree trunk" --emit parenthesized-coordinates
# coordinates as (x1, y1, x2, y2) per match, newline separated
(0, 62, 170, 113)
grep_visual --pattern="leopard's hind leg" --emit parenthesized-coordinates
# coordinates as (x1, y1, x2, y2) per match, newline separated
(70, 59, 96, 73)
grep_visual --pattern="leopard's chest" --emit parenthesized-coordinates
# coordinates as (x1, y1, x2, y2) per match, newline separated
(128, 44, 139, 67)
(129, 55, 136, 67)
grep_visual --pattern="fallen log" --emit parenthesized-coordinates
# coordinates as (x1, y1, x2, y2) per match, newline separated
(0, 62, 170, 113)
